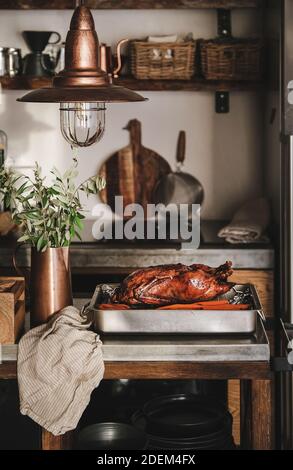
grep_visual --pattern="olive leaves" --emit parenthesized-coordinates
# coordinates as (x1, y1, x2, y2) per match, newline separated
(0, 160, 106, 252)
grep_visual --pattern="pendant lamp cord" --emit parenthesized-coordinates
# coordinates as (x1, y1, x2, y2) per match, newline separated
(76, 0, 85, 7)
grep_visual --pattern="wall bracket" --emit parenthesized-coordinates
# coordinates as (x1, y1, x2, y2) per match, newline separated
(215, 10, 231, 113)
(215, 91, 230, 113)
(217, 8, 232, 38)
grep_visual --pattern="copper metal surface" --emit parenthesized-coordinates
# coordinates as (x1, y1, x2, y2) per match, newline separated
(53, 6, 109, 88)
(30, 247, 73, 326)
(113, 39, 129, 78)
(18, 85, 145, 102)
(99, 43, 113, 76)
(18, 5, 145, 103)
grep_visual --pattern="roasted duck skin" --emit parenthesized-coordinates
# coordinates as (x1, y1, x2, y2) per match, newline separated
(112, 261, 234, 306)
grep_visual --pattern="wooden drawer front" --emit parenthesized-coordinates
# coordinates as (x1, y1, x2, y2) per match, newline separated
(0, 277, 25, 344)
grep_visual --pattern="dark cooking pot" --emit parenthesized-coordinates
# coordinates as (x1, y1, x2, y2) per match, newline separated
(142, 394, 229, 438)
(131, 409, 233, 450)
(76, 422, 148, 450)
(132, 409, 232, 442)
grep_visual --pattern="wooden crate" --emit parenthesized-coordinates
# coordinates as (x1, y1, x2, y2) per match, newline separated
(0, 277, 25, 344)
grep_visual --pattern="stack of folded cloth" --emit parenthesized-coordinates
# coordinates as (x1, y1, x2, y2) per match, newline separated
(218, 198, 270, 244)
(148, 35, 178, 43)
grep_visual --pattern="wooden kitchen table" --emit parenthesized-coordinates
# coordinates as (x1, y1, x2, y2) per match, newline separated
(0, 330, 273, 451)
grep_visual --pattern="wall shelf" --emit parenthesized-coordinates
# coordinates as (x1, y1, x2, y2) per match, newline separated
(0, 0, 264, 10)
(0, 76, 50, 90)
(0, 76, 262, 93)
(118, 77, 262, 92)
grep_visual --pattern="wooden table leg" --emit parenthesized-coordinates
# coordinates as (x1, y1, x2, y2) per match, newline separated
(228, 379, 241, 446)
(41, 429, 74, 450)
(250, 379, 273, 450)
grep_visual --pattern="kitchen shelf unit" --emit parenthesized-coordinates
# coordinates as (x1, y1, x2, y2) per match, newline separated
(0, 0, 271, 452)
(0, 76, 263, 92)
(0, 1, 264, 10)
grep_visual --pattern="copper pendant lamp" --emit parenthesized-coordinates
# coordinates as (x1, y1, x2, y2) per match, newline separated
(17, 1, 146, 147)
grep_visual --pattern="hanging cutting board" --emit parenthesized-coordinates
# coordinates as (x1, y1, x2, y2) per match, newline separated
(99, 119, 171, 214)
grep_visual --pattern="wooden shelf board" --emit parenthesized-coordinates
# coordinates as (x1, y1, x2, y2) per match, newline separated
(0, 360, 271, 380)
(117, 77, 263, 92)
(0, 1, 264, 11)
(0, 76, 263, 92)
(0, 76, 52, 90)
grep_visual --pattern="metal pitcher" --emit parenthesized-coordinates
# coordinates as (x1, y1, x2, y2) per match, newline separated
(7, 48, 22, 77)
(0, 47, 22, 77)
(99, 39, 128, 78)
(30, 247, 73, 326)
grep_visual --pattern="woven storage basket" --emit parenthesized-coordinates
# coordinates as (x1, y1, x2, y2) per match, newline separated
(200, 38, 263, 81)
(131, 41, 196, 80)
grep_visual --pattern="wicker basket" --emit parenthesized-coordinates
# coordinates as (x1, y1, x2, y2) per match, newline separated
(131, 40, 196, 80)
(200, 38, 263, 81)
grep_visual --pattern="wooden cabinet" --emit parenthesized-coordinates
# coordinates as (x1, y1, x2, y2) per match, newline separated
(228, 269, 274, 446)
(0, 1, 264, 10)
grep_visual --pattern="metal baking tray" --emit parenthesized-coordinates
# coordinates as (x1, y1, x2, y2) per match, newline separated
(86, 283, 264, 335)
(100, 317, 270, 361)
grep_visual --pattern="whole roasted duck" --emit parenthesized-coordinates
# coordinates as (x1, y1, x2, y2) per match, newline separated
(112, 261, 234, 306)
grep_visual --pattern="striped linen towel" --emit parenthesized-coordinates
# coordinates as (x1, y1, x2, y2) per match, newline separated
(218, 198, 270, 244)
(17, 306, 104, 436)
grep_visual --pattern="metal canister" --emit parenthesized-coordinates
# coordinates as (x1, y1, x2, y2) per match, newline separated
(0, 47, 7, 76)
(6, 48, 22, 77)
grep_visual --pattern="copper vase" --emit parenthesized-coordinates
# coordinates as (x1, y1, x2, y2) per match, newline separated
(30, 247, 73, 327)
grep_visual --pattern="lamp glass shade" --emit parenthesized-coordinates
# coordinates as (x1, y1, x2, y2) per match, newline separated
(60, 102, 105, 148)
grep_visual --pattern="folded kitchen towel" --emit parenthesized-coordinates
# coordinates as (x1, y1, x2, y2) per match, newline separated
(148, 34, 178, 43)
(17, 306, 104, 436)
(218, 198, 270, 244)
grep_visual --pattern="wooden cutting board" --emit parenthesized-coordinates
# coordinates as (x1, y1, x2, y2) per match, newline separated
(99, 119, 171, 214)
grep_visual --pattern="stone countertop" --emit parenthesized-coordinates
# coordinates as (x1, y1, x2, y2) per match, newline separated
(0, 218, 274, 270)
(69, 244, 274, 270)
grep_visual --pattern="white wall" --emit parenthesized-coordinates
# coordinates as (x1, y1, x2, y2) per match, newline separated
(0, 8, 263, 220)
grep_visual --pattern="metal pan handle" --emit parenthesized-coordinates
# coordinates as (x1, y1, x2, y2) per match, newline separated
(81, 301, 93, 322)
(176, 130, 186, 171)
(257, 309, 266, 322)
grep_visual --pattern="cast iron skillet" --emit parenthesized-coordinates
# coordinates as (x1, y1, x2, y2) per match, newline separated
(76, 422, 148, 450)
(142, 394, 229, 438)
